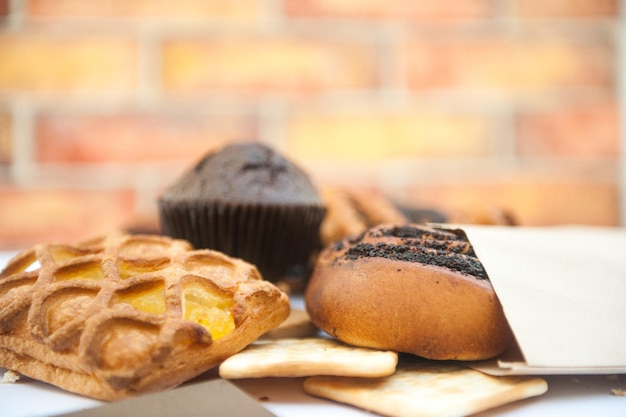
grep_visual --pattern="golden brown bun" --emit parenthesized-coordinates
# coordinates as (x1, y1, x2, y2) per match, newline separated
(0, 233, 290, 400)
(305, 224, 512, 361)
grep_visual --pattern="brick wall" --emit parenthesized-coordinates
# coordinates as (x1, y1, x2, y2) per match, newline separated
(0, 0, 622, 250)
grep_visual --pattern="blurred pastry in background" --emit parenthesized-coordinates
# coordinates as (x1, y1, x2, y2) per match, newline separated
(320, 186, 517, 248)
(393, 204, 449, 225)
(448, 206, 518, 226)
(123, 214, 161, 236)
(320, 187, 407, 246)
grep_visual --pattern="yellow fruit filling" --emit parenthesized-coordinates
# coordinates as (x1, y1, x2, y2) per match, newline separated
(49, 247, 86, 264)
(53, 262, 104, 282)
(182, 285, 235, 341)
(114, 282, 166, 315)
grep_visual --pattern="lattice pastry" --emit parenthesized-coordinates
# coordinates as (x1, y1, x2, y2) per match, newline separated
(0, 233, 290, 400)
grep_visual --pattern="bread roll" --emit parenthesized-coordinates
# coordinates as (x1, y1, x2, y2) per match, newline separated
(305, 224, 512, 361)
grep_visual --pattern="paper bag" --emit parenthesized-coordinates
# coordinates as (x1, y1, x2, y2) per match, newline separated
(54, 379, 276, 417)
(457, 225, 626, 375)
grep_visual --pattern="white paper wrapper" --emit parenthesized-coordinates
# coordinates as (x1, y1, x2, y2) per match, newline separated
(453, 225, 626, 375)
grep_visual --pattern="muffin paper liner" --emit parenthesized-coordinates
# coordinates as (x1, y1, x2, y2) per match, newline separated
(158, 200, 325, 282)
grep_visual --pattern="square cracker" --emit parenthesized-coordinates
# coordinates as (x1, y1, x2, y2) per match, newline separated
(219, 337, 398, 379)
(260, 309, 319, 340)
(303, 355, 548, 417)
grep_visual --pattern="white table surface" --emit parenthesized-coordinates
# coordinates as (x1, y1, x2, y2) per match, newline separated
(2, 367, 625, 417)
(1, 250, 625, 417)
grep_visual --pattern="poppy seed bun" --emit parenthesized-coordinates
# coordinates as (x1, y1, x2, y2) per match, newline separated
(305, 224, 512, 361)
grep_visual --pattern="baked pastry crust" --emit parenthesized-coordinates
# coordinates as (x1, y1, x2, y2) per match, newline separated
(320, 187, 407, 245)
(0, 233, 290, 400)
(305, 224, 512, 361)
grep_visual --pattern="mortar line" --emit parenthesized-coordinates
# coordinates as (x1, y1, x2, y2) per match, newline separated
(10, 100, 35, 184)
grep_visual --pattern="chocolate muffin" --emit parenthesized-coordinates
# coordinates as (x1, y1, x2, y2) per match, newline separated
(158, 142, 326, 284)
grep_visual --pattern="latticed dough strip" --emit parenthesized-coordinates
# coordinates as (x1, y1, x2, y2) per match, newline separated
(0, 233, 290, 400)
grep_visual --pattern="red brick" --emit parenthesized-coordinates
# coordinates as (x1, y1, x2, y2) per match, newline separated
(0, 187, 136, 250)
(405, 38, 614, 92)
(0, 111, 10, 164)
(403, 181, 619, 226)
(285, 0, 493, 21)
(35, 111, 257, 163)
(515, 0, 619, 18)
(0, 0, 9, 17)
(517, 102, 619, 157)
(26, 0, 261, 22)
(0, 34, 136, 94)
(162, 37, 377, 93)
(287, 110, 491, 159)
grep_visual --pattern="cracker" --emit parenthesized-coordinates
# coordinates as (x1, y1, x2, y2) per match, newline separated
(219, 338, 398, 379)
(260, 309, 319, 340)
(304, 356, 548, 417)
